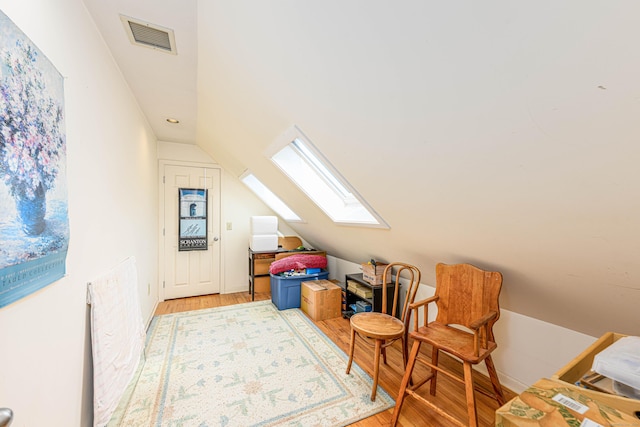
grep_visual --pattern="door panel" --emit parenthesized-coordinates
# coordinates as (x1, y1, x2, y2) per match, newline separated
(163, 164, 221, 299)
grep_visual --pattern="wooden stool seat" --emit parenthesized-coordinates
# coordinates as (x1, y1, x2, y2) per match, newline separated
(411, 322, 497, 364)
(350, 312, 404, 339)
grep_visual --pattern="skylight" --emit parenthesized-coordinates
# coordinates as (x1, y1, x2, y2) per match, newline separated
(240, 171, 302, 222)
(267, 126, 388, 228)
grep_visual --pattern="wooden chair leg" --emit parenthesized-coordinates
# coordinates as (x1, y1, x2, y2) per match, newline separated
(484, 355, 506, 405)
(345, 327, 356, 374)
(371, 339, 382, 401)
(382, 340, 387, 365)
(401, 336, 407, 367)
(401, 336, 414, 387)
(463, 362, 479, 427)
(391, 340, 421, 426)
(429, 346, 439, 395)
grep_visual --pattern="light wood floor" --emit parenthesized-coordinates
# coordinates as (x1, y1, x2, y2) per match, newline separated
(155, 292, 516, 427)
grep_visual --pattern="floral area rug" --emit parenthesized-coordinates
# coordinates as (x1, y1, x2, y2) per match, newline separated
(108, 300, 394, 426)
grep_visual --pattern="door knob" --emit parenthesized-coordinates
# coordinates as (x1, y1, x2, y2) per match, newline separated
(0, 408, 13, 427)
(213, 237, 219, 241)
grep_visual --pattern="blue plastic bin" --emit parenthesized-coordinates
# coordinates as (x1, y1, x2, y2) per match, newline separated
(270, 270, 329, 310)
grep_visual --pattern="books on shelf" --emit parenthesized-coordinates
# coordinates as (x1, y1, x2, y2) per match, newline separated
(347, 280, 373, 299)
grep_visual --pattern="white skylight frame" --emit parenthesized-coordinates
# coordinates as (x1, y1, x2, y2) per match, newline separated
(265, 125, 389, 228)
(239, 171, 302, 222)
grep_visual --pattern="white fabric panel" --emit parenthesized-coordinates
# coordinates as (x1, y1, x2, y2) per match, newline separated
(87, 257, 145, 427)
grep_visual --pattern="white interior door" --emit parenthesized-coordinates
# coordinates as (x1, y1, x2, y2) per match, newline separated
(162, 164, 221, 299)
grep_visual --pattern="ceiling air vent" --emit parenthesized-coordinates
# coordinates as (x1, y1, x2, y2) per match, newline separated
(120, 15, 177, 55)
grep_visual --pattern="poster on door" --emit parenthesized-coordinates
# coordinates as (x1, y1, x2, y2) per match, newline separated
(178, 188, 208, 251)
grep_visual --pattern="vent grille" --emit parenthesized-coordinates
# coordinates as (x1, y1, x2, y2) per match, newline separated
(129, 22, 171, 51)
(120, 15, 177, 55)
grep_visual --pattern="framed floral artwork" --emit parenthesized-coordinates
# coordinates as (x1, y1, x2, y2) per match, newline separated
(0, 11, 69, 308)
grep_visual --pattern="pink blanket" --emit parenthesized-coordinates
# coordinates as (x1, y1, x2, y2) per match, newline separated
(269, 254, 327, 274)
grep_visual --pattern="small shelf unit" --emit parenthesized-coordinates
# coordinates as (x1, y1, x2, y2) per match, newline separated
(344, 273, 395, 315)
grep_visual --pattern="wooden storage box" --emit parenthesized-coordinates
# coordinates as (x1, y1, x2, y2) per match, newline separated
(253, 258, 273, 276)
(361, 263, 390, 285)
(254, 275, 270, 293)
(551, 332, 640, 417)
(553, 332, 627, 384)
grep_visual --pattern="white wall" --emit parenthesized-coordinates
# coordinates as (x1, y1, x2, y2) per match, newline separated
(0, 1, 159, 426)
(327, 256, 596, 394)
(197, 1, 640, 339)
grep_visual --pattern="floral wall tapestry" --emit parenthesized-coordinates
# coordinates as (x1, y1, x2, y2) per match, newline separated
(0, 11, 69, 308)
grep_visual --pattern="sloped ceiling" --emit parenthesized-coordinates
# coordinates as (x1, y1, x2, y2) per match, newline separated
(83, 1, 640, 338)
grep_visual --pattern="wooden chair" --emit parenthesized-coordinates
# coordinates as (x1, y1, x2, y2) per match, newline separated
(345, 262, 421, 401)
(278, 236, 302, 250)
(391, 263, 506, 427)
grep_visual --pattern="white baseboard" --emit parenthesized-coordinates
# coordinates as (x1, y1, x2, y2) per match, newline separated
(222, 284, 248, 295)
(326, 255, 598, 394)
(145, 300, 159, 331)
